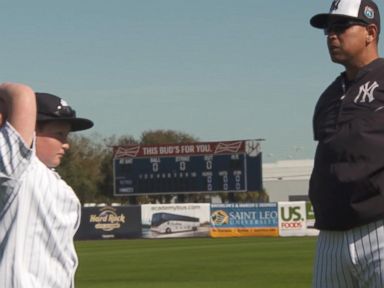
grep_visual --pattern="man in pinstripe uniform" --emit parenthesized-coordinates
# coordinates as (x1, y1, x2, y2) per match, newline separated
(309, 0, 384, 287)
(0, 83, 93, 287)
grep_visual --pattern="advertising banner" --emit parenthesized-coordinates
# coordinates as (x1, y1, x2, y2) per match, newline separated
(141, 204, 210, 238)
(210, 203, 279, 238)
(75, 205, 142, 240)
(278, 202, 307, 237)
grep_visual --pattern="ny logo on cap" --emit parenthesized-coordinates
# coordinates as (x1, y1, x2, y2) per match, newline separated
(58, 99, 69, 109)
(364, 6, 375, 19)
(330, 0, 341, 12)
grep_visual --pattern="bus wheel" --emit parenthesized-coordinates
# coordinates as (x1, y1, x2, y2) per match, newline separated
(165, 228, 172, 234)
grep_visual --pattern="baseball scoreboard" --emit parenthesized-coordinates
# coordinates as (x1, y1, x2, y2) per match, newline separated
(113, 139, 263, 196)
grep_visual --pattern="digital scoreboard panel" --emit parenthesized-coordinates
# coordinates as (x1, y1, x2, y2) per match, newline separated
(113, 140, 262, 196)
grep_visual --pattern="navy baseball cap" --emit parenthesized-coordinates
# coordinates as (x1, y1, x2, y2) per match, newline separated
(310, 0, 380, 33)
(36, 92, 94, 132)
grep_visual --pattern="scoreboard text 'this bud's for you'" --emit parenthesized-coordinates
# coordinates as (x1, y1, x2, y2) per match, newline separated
(113, 139, 263, 196)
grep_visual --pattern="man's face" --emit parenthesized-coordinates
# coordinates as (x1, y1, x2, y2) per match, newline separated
(36, 121, 71, 168)
(325, 20, 369, 65)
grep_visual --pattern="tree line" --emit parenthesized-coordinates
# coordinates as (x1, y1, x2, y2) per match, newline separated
(57, 129, 269, 205)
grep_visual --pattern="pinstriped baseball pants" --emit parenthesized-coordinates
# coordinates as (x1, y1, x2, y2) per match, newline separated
(313, 219, 384, 288)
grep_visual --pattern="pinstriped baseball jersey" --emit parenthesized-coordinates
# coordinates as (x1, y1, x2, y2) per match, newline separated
(0, 122, 81, 288)
(313, 219, 384, 287)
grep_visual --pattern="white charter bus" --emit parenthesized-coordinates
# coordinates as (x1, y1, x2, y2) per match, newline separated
(150, 212, 200, 234)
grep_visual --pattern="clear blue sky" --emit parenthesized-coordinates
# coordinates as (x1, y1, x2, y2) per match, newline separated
(1, 1, 382, 162)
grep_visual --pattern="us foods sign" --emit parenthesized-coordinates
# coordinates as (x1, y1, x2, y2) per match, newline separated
(278, 202, 307, 237)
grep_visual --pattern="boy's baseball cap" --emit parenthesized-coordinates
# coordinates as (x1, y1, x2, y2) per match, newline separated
(310, 0, 380, 33)
(36, 92, 94, 132)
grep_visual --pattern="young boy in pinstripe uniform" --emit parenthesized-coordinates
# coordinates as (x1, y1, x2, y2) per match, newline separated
(310, 0, 384, 287)
(0, 83, 93, 287)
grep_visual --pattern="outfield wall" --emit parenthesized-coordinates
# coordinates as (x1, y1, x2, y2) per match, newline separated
(75, 201, 319, 240)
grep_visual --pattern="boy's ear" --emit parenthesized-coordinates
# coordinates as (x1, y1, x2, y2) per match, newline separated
(0, 98, 8, 126)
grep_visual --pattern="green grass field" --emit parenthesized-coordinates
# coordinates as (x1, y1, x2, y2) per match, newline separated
(75, 237, 317, 288)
